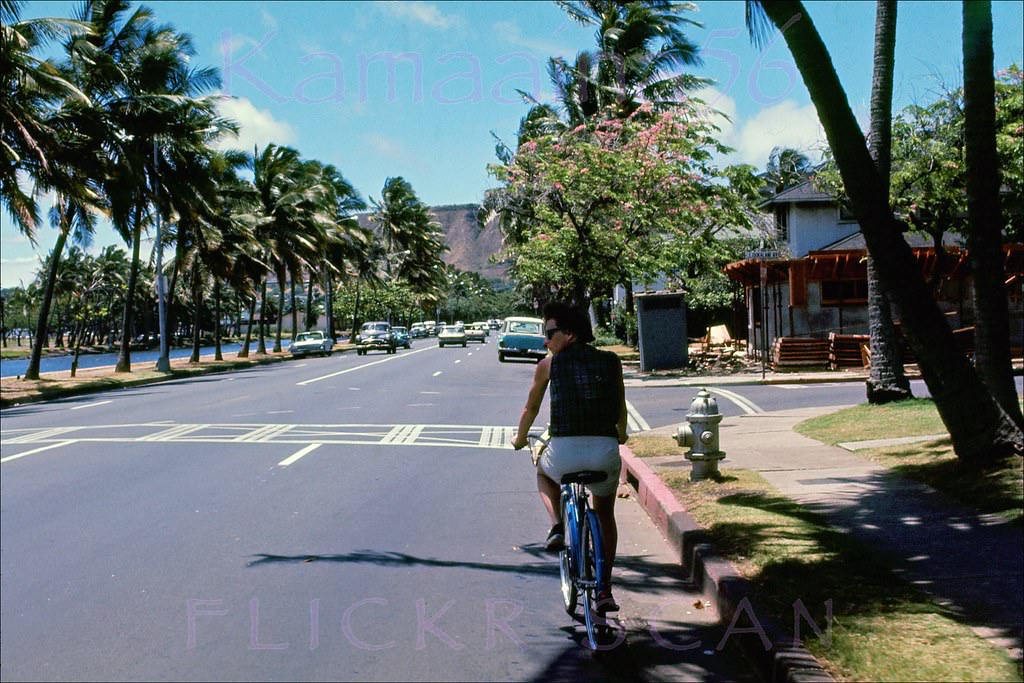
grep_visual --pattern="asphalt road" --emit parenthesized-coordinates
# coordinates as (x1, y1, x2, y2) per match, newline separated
(2, 343, 764, 682)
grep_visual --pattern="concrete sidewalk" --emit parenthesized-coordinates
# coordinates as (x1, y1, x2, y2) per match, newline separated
(619, 404, 1023, 681)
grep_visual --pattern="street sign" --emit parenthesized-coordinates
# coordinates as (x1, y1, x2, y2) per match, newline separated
(745, 249, 780, 260)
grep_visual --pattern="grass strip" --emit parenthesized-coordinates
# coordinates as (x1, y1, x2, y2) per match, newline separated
(795, 401, 1023, 526)
(662, 467, 1022, 682)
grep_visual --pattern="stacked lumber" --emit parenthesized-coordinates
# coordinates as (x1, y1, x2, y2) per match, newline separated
(829, 333, 869, 369)
(771, 337, 830, 370)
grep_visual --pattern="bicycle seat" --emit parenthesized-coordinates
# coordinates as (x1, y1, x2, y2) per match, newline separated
(560, 470, 608, 485)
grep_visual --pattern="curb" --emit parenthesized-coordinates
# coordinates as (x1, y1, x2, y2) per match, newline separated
(619, 445, 834, 683)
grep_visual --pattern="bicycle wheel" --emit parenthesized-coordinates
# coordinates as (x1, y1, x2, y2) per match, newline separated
(580, 509, 606, 650)
(559, 494, 577, 614)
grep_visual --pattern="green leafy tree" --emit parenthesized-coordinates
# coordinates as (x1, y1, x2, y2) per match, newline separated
(485, 102, 755, 310)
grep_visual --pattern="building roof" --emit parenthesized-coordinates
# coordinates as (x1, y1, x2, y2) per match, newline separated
(814, 231, 967, 252)
(757, 179, 834, 208)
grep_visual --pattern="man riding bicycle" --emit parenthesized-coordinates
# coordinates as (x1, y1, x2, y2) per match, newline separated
(512, 301, 628, 612)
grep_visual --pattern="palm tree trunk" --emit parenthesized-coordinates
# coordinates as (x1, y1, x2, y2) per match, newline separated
(290, 269, 299, 341)
(116, 206, 144, 373)
(274, 266, 286, 352)
(214, 280, 223, 362)
(190, 264, 201, 363)
(239, 295, 256, 358)
(324, 267, 334, 343)
(962, 0, 1024, 428)
(70, 318, 86, 378)
(257, 274, 268, 355)
(349, 280, 361, 344)
(305, 272, 315, 331)
(865, 0, 912, 404)
(760, 0, 1022, 461)
(25, 224, 69, 380)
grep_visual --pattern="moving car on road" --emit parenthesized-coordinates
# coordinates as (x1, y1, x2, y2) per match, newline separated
(465, 322, 489, 343)
(356, 321, 397, 355)
(497, 316, 546, 362)
(392, 326, 412, 349)
(409, 322, 428, 338)
(438, 324, 467, 348)
(290, 330, 333, 357)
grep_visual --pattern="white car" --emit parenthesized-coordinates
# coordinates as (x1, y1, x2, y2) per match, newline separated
(290, 330, 333, 357)
(438, 324, 467, 348)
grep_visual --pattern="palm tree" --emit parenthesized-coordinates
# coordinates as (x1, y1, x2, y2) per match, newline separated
(554, 0, 704, 119)
(961, 1, 1023, 428)
(864, 0, 912, 405)
(764, 146, 812, 195)
(1, 0, 90, 233)
(66, 0, 223, 373)
(369, 177, 448, 319)
(745, 0, 1021, 461)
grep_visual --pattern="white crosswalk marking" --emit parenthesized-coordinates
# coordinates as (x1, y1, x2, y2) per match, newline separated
(2, 423, 525, 462)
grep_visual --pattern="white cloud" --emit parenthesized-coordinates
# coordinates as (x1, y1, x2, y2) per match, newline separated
(711, 97, 826, 170)
(0, 256, 42, 288)
(493, 19, 576, 57)
(260, 8, 278, 31)
(379, 2, 464, 30)
(214, 96, 297, 151)
(363, 133, 405, 160)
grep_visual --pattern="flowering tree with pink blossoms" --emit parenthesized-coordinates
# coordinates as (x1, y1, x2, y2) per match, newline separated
(483, 102, 761, 311)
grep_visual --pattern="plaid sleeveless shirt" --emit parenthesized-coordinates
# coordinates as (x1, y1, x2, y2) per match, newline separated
(548, 342, 621, 438)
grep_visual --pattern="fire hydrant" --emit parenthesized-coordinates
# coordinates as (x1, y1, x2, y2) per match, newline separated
(674, 388, 726, 481)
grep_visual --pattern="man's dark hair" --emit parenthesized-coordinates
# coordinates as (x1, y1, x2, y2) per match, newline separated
(543, 301, 594, 343)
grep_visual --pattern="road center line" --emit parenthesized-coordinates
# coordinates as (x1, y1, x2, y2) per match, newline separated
(1, 440, 78, 464)
(70, 400, 113, 411)
(297, 345, 435, 385)
(432, 371, 442, 377)
(278, 443, 320, 467)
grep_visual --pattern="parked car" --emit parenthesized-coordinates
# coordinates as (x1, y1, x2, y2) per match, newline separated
(392, 326, 412, 349)
(497, 316, 546, 362)
(437, 324, 467, 348)
(465, 322, 488, 343)
(290, 330, 333, 357)
(355, 321, 396, 355)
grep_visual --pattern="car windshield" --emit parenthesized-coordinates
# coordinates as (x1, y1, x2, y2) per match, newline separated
(510, 322, 541, 334)
(296, 332, 321, 341)
(443, 326, 463, 334)
(362, 323, 389, 333)
(393, 327, 407, 334)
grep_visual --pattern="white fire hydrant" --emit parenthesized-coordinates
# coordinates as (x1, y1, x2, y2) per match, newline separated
(674, 388, 726, 481)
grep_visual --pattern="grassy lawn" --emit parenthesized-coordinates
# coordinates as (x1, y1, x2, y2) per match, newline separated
(663, 467, 1022, 682)
(628, 397, 1023, 680)
(795, 400, 1023, 526)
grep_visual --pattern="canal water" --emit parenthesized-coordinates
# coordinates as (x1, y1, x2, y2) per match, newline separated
(0, 343, 256, 378)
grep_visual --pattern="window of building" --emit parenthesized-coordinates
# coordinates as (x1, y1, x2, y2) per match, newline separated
(820, 279, 868, 305)
(774, 206, 789, 241)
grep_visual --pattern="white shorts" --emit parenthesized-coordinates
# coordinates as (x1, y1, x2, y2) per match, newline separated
(540, 435, 621, 498)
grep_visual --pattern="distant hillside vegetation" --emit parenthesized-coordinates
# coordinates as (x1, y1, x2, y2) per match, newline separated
(356, 203, 508, 281)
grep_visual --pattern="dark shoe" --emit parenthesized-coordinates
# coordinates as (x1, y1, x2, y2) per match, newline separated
(545, 523, 564, 551)
(595, 589, 619, 613)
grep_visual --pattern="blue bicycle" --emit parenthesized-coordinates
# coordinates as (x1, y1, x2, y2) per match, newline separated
(528, 431, 613, 650)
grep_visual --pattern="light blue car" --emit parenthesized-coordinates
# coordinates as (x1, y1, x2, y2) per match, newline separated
(497, 316, 547, 363)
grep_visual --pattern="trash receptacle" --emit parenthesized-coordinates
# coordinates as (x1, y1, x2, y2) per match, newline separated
(636, 291, 687, 371)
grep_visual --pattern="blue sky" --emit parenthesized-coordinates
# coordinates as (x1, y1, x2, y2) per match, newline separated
(3, 0, 1023, 288)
